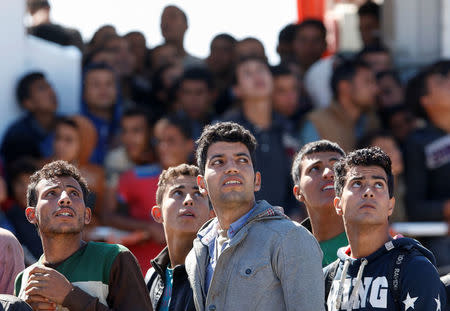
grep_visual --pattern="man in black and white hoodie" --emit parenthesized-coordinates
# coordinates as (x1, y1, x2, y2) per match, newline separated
(325, 147, 446, 310)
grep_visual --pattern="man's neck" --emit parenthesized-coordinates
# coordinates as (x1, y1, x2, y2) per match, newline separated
(337, 98, 361, 122)
(299, 62, 312, 78)
(165, 231, 196, 268)
(429, 111, 450, 133)
(308, 205, 345, 242)
(242, 98, 272, 129)
(41, 234, 85, 264)
(33, 112, 55, 132)
(88, 106, 113, 121)
(168, 40, 186, 58)
(213, 200, 254, 230)
(345, 224, 391, 258)
(133, 150, 154, 166)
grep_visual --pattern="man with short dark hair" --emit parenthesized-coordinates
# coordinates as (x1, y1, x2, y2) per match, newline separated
(207, 34, 236, 78)
(358, 1, 381, 47)
(154, 115, 195, 170)
(356, 44, 392, 74)
(404, 61, 450, 268)
(291, 140, 347, 266)
(160, 5, 203, 68)
(146, 164, 211, 311)
(1, 72, 58, 165)
(27, 0, 83, 51)
(271, 64, 311, 130)
(81, 63, 120, 165)
(325, 147, 446, 310)
(15, 160, 152, 311)
(276, 23, 297, 65)
(104, 107, 154, 190)
(5, 158, 42, 262)
(376, 70, 404, 108)
(292, 19, 327, 77)
(206, 33, 236, 89)
(206, 33, 236, 115)
(234, 37, 267, 62)
(176, 67, 215, 140)
(185, 121, 324, 311)
(300, 60, 380, 151)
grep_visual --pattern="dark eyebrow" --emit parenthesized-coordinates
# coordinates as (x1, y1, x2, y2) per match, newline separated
(329, 157, 340, 162)
(349, 176, 364, 182)
(208, 154, 224, 162)
(43, 185, 59, 193)
(349, 175, 387, 183)
(43, 184, 81, 193)
(372, 175, 387, 182)
(235, 152, 250, 158)
(169, 185, 186, 192)
(66, 185, 82, 192)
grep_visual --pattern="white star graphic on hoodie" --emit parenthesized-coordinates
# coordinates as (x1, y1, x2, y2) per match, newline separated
(403, 292, 418, 310)
(435, 294, 441, 311)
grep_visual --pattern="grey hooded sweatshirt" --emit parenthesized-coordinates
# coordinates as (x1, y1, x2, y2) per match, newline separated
(185, 200, 324, 311)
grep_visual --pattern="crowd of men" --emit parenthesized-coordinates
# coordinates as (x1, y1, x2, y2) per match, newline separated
(0, 0, 450, 310)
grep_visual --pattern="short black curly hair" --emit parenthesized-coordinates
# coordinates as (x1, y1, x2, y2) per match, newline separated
(196, 122, 257, 175)
(334, 147, 393, 198)
(16, 72, 45, 106)
(27, 160, 90, 208)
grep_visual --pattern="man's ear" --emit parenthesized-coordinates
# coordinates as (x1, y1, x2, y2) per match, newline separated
(334, 197, 343, 216)
(293, 185, 304, 202)
(25, 207, 37, 224)
(84, 208, 92, 225)
(232, 85, 241, 99)
(197, 175, 208, 196)
(338, 80, 351, 99)
(151, 205, 163, 223)
(420, 95, 433, 115)
(387, 197, 395, 217)
(21, 98, 34, 112)
(254, 172, 261, 192)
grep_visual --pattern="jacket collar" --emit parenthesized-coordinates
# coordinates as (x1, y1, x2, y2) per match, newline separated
(197, 200, 288, 244)
(151, 247, 170, 279)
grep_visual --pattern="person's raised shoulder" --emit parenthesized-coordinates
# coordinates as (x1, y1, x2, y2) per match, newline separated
(84, 241, 132, 270)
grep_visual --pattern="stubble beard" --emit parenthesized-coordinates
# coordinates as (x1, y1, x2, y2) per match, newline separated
(38, 214, 85, 236)
(218, 190, 253, 211)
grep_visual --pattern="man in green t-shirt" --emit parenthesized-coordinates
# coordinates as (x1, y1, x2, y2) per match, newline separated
(15, 160, 152, 311)
(291, 140, 348, 266)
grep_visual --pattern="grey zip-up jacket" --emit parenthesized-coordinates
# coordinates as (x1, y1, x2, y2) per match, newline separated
(185, 200, 325, 311)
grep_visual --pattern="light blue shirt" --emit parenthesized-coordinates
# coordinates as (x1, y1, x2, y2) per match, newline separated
(199, 205, 256, 293)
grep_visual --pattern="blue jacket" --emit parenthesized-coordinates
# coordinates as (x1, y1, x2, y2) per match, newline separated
(324, 237, 446, 310)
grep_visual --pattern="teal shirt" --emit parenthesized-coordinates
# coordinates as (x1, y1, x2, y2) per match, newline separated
(319, 232, 348, 267)
(159, 267, 174, 311)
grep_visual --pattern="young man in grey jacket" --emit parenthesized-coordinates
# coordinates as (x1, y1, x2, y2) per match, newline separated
(185, 121, 324, 311)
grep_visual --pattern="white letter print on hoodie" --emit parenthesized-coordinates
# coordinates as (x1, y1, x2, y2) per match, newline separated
(325, 238, 446, 310)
